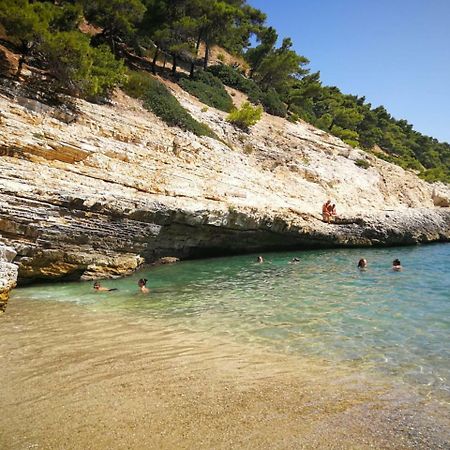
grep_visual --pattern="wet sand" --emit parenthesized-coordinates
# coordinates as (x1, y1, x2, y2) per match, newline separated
(1, 299, 449, 449)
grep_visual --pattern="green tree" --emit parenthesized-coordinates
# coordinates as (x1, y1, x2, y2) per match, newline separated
(227, 101, 263, 131)
(0, 0, 48, 77)
(82, 0, 146, 54)
(245, 26, 277, 77)
(43, 31, 125, 98)
(253, 38, 309, 94)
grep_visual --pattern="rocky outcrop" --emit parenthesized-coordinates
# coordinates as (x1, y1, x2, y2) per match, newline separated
(0, 245, 18, 312)
(0, 79, 449, 298)
(432, 183, 450, 207)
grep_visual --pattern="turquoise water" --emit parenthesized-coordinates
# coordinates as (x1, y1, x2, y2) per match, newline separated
(12, 243, 450, 401)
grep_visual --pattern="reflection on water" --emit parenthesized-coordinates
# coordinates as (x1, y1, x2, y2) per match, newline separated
(12, 243, 450, 401)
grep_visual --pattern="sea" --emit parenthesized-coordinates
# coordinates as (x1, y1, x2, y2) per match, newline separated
(10, 243, 450, 403)
(2, 243, 449, 448)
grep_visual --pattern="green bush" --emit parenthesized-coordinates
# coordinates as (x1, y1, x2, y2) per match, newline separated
(89, 44, 126, 97)
(121, 69, 150, 98)
(331, 125, 360, 148)
(227, 102, 263, 131)
(208, 64, 263, 103)
(124, 71, 216, 138)
(179, 71, 233, 112)
(260, 88, 287, 117)
(42, 31, 125, 98)
(421, 167, 450, 183)
(354, 158, 370, 169)
(288, 113, 300, 123)
(208, 65, 287, 117)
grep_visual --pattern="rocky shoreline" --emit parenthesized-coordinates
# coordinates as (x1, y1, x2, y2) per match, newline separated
(0, 80, 449, 311)
(0, 245, 18, 313)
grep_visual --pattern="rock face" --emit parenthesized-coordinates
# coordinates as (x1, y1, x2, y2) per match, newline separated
(0, 78, 449, 302)
(0, 245, 18, 312)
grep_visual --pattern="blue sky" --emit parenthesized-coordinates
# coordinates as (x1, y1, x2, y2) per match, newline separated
(248, 0, 450, 143)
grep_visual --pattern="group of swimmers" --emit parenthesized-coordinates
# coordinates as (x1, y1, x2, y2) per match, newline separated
(357, 258, 402, 271)
(93, 278, 150, 293)
(257, 255, 403, 271)
(322, 200, 337, 223)
(93, 257, 403, 293)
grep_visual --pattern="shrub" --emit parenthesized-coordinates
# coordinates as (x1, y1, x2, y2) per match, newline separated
(243, 143, 254, 154)
(208, 65, 287, 118)
(227, 102, 263, 131)
(42, 31, 125, 98)
(288, 113, 300, 123)
(331, 125, 360, 148)
(179, 71, 233, 112)
(260, 88, 287, 117)
(124, 71, 216, 138)
(208, 64, 262, 102)
(89, 44, 126, 98)
(354, 158, 370, 169)
(122, 69, 150, 98)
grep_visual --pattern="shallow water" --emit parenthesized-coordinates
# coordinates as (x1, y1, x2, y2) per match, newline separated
(12, 243, 450, 403)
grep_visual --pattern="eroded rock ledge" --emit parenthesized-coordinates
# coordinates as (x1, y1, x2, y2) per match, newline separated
(0, 80, 449, 310)
(0, 245, 18, 312)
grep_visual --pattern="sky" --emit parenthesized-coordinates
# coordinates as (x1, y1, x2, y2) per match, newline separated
(248, 0, 450, 143)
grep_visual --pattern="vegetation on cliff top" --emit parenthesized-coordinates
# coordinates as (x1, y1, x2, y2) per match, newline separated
(124, 71, 216, 138)
(0, 0, 448, 182)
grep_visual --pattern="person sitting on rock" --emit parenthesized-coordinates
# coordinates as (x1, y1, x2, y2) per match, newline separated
(330, 204, 337, 220)
(392, 259, 402, 271)
(93, 281, 117, 292)
(357, 258, 368, 270)
(322, 200, 332, 223)
(138, 278, 150, 294)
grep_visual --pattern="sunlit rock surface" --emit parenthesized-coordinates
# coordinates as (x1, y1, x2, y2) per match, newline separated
(0, 245, 18, 312)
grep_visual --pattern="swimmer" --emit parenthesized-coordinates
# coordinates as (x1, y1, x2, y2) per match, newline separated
(256, 256, 264, 263)
(93, 281, 118, 292)
(291, 257, 301, 263)
(392, 259, 402, 271)
(357, 258, 368, 270)
(138, 278, 150, 293)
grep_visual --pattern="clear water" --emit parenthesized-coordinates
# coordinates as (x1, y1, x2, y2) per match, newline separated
(12, 243, 450, 401)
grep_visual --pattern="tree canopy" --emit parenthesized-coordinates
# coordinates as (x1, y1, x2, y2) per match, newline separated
(0, 0, 448, 181)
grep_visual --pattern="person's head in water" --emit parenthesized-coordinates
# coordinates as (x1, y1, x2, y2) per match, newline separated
(138, 278, 149, 293)
(358, 258, 368, 269)
(256, 256, 264, 263)
(93, 281, 117, 292)
(392, 259, 402, 271)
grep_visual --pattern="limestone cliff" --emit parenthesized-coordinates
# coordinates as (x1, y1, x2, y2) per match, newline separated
(0, 78, 449, 308)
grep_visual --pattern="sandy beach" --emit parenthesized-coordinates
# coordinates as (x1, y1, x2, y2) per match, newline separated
(1, 298, 449, 449)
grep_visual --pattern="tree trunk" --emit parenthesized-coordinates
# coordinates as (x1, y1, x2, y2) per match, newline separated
(203, 41, 210, 70)
(190, 32, 202, 78)
(171, 54, 177, 75)
(163, 54, 167, 69)
(152, 47, 159, 75)
(110, 34, 116, 56)
(16, 56, 25, 79)
(15, 41, 30, 79)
